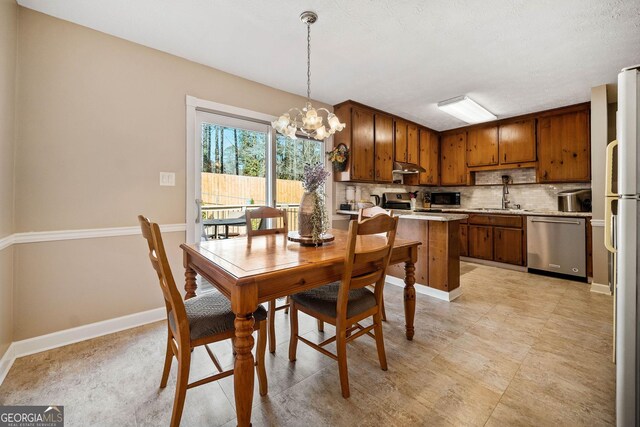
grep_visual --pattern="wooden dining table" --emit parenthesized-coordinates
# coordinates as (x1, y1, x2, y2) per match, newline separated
(180, 228, 420, 427)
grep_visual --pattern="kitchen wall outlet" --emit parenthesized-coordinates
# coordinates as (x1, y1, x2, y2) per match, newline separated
(160, 172, 175, 186)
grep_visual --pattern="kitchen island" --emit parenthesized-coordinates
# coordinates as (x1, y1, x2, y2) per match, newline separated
(336, 210, 468, 301)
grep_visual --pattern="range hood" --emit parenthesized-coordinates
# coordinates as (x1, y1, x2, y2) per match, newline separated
(392, 161, 426, 174)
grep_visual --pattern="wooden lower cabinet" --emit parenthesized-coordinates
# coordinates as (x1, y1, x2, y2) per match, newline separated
(468, 225, 493, 260)
(459, 224, 468, 257)
(493, 227, 523, 265)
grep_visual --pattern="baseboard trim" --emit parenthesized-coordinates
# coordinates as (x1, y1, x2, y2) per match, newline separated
(386, 275, 463, 302)
(0, 343, 16, 386)
(0, 307, 166, 386)
(590, 282, 612, 295)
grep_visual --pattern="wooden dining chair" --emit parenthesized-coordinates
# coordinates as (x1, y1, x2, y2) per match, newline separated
(138, 215, 268, 427)
(357, 206, 393, 321)
(288, 214, 399, 398)
(245, 206, 289, 353)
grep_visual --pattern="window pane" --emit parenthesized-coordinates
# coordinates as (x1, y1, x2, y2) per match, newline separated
(275, 135, 324, 230)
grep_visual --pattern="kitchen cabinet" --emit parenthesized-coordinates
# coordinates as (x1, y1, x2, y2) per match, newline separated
(494, 227, 523, 265)
(462, 214, 526, 266)
(394, 120, 419, 164)
(468, 225, 493, 260)
(499, 119, 536, 164)
(459, 223, 468, 257)
(466, 126, 498, 167)
(351, 106, 375, 181)
(537, 109, 590, 182)
(374, 113, 394, 182)
(440, 131, 467, 186)
(419, 128, 439, 185)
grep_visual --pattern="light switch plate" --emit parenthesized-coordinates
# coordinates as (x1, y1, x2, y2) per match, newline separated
(160, 172, 175, 186)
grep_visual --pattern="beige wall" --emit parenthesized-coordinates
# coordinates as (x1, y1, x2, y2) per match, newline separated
(0, 0, 17, 358)
(12, 8, 330, 340)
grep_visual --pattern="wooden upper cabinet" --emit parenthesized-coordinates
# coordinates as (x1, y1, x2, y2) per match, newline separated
(440, 131, 467, 186)
(499, 119, 536, 164)
(350, 106, 375, 181)
(466, 126, 498, 167)
(419, 128, 439, 185)
(537, 109, 590, 182)
(374, 113, 394, 182)
(407, 123, 419, 164)
(394, 120, 408, 162)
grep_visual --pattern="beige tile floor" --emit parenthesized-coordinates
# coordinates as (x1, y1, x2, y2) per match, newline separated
(0, 263, 615, 426)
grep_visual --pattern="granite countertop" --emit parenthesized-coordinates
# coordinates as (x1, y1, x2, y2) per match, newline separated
(335, 210, 468, 222)
(336, 208, 592, 218)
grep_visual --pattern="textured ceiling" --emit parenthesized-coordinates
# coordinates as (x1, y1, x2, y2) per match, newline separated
(17, 0, 640, 130)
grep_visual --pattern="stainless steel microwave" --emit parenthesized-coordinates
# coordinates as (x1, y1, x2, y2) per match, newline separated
(430, 192, 461, 206)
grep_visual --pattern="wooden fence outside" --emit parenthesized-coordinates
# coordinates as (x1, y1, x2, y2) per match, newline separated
(201, 173, 304, 205)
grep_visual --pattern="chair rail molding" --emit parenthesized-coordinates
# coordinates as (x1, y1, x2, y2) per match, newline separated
(0, 224, 186, 248)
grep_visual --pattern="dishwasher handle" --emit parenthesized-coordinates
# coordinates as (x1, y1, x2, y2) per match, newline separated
(530, 218, 582, 225)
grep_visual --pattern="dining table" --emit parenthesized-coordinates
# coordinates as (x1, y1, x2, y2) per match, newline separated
(180, 228, 420, 427)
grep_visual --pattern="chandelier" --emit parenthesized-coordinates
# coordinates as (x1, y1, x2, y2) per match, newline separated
(272, 11, 345, 141)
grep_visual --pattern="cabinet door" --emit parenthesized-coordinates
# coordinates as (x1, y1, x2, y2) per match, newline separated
(394, 119, 407, 162)
(407, 123, 419, 164)
(440, 131, 467, 185)
(467, 126, 498, 167)
(493, 227, 523, 265)
(419, 128, 439, 185)
(351, 106, 375, 181)
(468, 225, 493, 260)
(499, 119, 536, 164)
(537, 110, 590, 182)
(374, 113, 394, 182)
(459, 224, 468, 257)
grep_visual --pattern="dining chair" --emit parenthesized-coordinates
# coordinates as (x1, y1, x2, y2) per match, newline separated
(245, 207, 289, 353)
(288, 214, 399, 398)
(138, 215, 268, 427)
(357, 206, 394, 321)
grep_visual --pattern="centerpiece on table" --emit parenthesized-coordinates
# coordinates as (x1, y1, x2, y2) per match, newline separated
(289, 163, 334, 246)
(326, 143, 349, 172)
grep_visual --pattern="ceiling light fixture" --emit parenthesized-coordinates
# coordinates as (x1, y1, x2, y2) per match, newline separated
(272, 11, 345, 141)
(437, 95, 497, 124)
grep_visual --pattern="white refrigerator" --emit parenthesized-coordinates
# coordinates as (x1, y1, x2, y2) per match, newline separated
(606, 65, 640, 427)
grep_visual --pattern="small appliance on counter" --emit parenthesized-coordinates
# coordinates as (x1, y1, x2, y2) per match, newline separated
(382, 192, 412, 210)
(430, 191, 461, 207)
(557, 189, 592, 212)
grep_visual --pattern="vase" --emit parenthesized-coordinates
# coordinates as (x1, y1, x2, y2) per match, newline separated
(298, 191, 317, 237)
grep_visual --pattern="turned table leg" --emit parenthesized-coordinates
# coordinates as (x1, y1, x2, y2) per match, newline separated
(183, 253, 198, 300)
(234, 313, 255, 427)
(403, 260, 416, 340)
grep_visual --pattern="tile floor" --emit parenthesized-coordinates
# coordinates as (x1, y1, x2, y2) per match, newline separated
(0, 263, 615, 426)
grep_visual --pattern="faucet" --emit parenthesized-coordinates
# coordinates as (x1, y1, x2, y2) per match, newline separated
(501, 175, 511, 209)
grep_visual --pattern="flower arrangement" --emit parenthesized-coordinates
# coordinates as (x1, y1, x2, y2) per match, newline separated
(326, 143, 349, 172)
(299, 163, 330, 244)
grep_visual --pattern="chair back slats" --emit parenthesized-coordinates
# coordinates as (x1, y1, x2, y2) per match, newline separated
(246, 207, 288, 241)
(138, 215, 190, 346)
(335, 213, 399, 321)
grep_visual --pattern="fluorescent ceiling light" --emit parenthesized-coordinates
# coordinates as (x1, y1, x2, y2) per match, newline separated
(437, 95, 497, 124)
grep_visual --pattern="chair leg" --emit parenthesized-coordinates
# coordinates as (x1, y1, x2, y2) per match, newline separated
(380, 293, 387, 322)
(160, 331, 173, 388)
(336, 324, 350, 398)
(373, 312, 388, 371)
(268, 299, 276, 353)
(317, 319, 324, 332)
(256, 321, 268, 396)
(288, 303, 299, 362)
(284, 295, 290, 314)
(170, 345, 191, 427)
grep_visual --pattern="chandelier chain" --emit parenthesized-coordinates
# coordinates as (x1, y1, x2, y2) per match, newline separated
(306, 21, 311, 101)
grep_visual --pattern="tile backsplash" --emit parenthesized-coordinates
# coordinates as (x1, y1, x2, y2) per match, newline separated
(334, 168, 591, 211)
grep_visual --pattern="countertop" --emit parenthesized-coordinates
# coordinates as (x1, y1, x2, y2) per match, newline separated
(336, 208, 592, 218)
(335, 210, 468, 222)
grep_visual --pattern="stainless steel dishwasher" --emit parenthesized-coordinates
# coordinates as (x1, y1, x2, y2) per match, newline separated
(527, 216, 586, 279)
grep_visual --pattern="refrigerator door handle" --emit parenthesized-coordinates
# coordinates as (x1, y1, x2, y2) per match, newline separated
(604, 197, 617, 254)
(605, 139, 618, 197)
